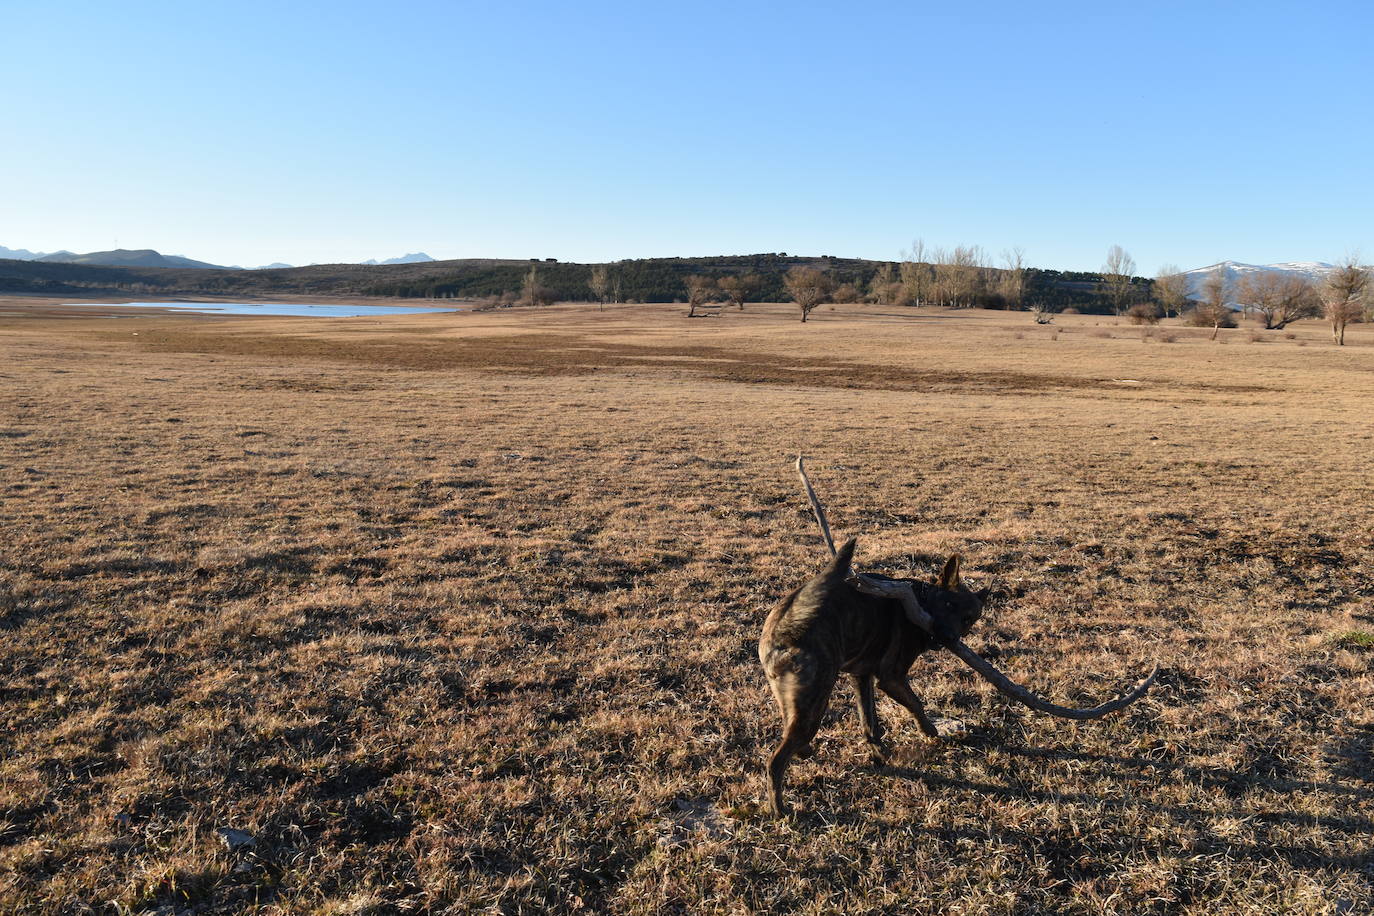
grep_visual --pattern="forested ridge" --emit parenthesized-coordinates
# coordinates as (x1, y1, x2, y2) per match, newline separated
(0, 253, 1145, 313)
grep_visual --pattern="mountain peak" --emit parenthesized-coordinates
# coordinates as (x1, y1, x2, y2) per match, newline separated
(362, 252, 435, 265)
(1181, 259, 1337, 306)
(0, 244, 56, 261)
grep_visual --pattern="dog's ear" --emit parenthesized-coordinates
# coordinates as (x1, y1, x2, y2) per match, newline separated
(937, 554, 962, 590)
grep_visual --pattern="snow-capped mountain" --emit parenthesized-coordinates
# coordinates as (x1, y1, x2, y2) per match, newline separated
(1182, 260, 1335, 302)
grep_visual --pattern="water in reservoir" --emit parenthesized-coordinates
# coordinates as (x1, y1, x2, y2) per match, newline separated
(63, 301, 455, 317)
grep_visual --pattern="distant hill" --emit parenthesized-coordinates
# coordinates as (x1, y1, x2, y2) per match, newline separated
(0, 245, 66, 261)
(36, 248, 231, 270)
(0, 251, 1148, 313)
(257, 262, 294, 270)
(1182, 260, 1335, 305)
(361, 253, 435, 265)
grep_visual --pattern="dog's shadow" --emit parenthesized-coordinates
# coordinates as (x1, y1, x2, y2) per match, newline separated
(787, 725, 1374, 876)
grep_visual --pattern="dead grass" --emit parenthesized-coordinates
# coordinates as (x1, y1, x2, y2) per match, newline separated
(1, 300, 1372, 913)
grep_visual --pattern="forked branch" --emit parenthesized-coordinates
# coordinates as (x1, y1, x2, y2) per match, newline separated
(795, 456, 839, 560)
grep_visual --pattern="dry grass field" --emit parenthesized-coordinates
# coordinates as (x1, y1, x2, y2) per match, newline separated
(1, 298, 1371, 914)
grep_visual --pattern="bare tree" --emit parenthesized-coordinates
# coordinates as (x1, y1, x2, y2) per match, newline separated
(999, 247, 1026, 311)
(899, 239, 936, 306)
(521, 265, 554, 307)
(783, 267, 833, 322)
(1153, 264, 1191, 319)
(1102, 245, 1137, 315)
(1189, 265, 1233, 339)
(933, 245, 985, 307)
(588, 265, 610, 311)
(717, 273, 760, 311)
(869, 262, 902, 304)
(1236, 272, 1320, 330)
(684, 275, 716, 318)
(1322, 256, 1369, 346)
(898, 260, 931, 306)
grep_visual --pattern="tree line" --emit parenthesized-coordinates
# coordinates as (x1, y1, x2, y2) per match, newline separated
(1095, 246, 1370, 345)
(366, 249, 1154, 315)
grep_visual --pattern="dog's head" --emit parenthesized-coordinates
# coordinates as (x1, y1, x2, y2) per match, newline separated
(919, 555, 990, 638)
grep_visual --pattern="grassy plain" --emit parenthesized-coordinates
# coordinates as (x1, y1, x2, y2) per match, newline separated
(1, 298, 1372, 913)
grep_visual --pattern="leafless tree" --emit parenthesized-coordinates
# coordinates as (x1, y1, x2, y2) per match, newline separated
(684, 275, 716, 318)
(784, 266, 833, 322)
(717, 273, 760, 311)
(898, 239, 936, 306)
(1102, 245, 1137, 315)
(521, 265, 554, 307)
(1322, 256, 1369, 346)
(1153, 265, 1191, 319)
(869, 262, 902, 304)
(999, 247, 1026, 311)
(896, 261, 929, 306)
(1189, 265, 1233, 339)
(1236, 272, 1319, 330)
(588, 265, 610, 311)
(934, 245, 985, 307)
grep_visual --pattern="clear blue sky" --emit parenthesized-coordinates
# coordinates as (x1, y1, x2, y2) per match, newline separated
(4, 1, 1371, 272)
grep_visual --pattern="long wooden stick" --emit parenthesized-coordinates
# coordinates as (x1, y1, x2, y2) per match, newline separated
(847, 574, 936, 634)
(790, 456, 1156, 718)
(795, 455, 837, 558)
(796, 455, 934, 630)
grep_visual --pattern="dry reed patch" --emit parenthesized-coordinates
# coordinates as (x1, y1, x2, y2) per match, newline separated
(1, 304, 1372, 913)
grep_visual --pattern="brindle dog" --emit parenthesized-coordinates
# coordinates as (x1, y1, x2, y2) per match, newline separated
(758, 538, 989, 816)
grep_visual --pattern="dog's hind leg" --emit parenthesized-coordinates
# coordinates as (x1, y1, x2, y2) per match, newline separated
(765, 669, 834, 817)
(851, 674, 886, 760)
(877, 675, 940, 739)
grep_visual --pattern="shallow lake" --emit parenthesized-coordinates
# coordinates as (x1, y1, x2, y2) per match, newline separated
(63, 301, 456, 317)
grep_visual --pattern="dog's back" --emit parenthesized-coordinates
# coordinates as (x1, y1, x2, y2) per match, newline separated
(758, 538, 858, 674)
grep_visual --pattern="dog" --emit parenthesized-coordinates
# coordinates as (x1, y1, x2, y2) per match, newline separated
(758, 538, 989, 816)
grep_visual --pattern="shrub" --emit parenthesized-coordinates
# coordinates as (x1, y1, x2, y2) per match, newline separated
(1126, 303, 1162, 325)
(1184, 307, 1237, 329)
(831, 282, 861, 304)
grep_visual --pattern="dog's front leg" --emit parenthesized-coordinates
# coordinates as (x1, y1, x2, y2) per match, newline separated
(877, 674, 940, 739)
(851, 674, 886, 761)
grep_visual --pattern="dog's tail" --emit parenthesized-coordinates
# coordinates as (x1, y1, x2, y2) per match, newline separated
(798, 536, 856, 601)
(791, 538, 851, 615)
(827, 537, 857, 582)
(773, 537, 858, 629)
